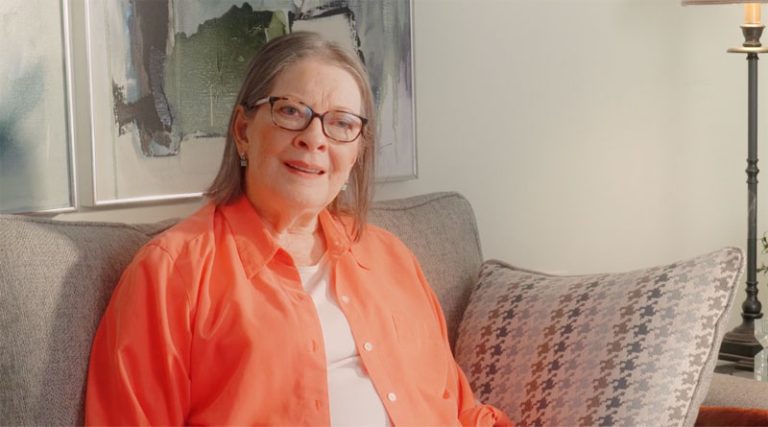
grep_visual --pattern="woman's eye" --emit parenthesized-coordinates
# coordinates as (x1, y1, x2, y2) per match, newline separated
(330, 119, 352, 130)
(278, 105, 301, 117)
(328, 115, 357, 130)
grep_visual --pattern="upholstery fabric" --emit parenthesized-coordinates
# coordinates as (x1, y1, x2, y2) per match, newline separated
(703, 373, 768, 409)
(695, 406, 768, 426)
(0, 215, 174, 426)
(455, 248, 744, 427)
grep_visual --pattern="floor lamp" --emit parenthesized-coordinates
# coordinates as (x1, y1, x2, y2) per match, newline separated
(682, 0, 767, 374)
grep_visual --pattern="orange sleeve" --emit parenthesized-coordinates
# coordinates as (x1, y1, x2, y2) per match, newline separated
(456, 366, 515, 427)
(85, 244, 192, 425)
(412, 254, 514, 427)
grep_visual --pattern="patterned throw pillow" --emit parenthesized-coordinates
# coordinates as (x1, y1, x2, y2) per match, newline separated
(455, 248, 743, 427)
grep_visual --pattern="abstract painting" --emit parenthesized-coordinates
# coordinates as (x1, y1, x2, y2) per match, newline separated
(87, 0, 414, 205)
(0, 0, 75, 213)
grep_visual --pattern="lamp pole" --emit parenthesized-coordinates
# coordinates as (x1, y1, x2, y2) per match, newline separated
(720, 24, 767, 370)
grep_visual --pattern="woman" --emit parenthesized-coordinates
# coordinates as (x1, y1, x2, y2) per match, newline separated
(86, 32, 511, 426)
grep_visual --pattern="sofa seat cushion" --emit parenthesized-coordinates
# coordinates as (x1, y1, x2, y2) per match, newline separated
(455, 247, 743, 427)
(702, 373, 768, 410)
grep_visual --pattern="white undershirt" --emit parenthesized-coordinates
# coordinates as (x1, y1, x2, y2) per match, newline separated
(297, 256, 391, 427)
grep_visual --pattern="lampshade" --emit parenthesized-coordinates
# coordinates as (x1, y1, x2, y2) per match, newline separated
(683, 0, 768, 25)
(682, 1, 768, 4)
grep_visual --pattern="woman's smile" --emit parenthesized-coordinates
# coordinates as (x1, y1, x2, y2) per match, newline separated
(284, 160, 326, 176)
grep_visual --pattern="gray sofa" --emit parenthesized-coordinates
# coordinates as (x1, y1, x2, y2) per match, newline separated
(1, 191, 766, 425)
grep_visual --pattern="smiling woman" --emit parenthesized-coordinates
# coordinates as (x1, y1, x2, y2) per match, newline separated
(84, 32, 512, 426)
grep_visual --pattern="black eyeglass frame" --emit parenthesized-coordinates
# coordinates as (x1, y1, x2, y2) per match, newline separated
(247, 96, 368, 143)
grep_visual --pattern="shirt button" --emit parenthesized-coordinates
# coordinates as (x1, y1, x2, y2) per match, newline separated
(387, 392, 397, 402)
(363, 342, 374, 352)
(340, 295, 350, 304)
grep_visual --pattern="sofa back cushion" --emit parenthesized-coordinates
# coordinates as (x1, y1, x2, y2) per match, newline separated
(0, 215, 174, 425)
(0, 191, 482, 425)
(455, 248, 743, 427)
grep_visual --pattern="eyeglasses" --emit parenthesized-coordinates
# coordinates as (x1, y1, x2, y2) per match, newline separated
(249, 96, 367, 143)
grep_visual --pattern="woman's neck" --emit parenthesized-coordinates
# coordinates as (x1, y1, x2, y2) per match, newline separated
(246, 197, 327, 267)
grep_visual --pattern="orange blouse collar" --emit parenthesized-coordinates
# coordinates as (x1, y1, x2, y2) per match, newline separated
(219, 196, 367, 278)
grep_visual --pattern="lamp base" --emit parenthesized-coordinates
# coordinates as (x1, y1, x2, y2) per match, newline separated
(729, 24, 768, 53)
(728, 46, 768, 54)
(719, 320, 763, 371)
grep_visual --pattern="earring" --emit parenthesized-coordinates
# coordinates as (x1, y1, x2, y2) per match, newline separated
(239, 153, 247, 167)
(341, 182, 348, 191)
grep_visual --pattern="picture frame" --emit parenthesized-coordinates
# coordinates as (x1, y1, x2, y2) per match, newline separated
(85, 0, 415, 206)
(0, 0, 77, 214)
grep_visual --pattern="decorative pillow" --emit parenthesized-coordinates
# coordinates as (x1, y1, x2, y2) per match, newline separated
(455, 248, 743, 427)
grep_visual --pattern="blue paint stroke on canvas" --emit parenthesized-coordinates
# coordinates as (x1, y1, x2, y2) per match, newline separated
(0, 64, 44, 160)
(0, 0, 72, 213)
(112, 0, 175, 157)
(0, 65, 46, 211)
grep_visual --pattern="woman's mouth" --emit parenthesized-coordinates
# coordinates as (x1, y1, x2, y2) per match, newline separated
(284, 161, 325, 175)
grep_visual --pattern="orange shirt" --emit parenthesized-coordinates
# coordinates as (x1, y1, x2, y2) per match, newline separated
(86, 196, 512, 426)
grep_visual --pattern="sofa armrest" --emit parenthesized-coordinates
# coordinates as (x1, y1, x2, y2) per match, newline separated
(703, 373, 768, 410)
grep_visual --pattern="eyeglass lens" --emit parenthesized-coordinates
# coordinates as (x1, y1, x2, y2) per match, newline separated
(271, 98, 363, 142)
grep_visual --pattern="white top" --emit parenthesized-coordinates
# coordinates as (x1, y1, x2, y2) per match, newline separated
(297, 256, 391, 427)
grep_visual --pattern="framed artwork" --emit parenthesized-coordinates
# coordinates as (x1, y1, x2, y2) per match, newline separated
(86, 0, 415, 205)
(0, 0, 76, 213)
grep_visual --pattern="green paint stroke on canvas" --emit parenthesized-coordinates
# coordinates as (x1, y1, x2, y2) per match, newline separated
(164, 5, 287, 137)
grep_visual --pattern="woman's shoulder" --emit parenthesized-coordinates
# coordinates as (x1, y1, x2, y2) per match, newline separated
(138, 201, 220, 261)
(345, 220, 416, 263)
(360, 222, 405, 245)
(328, 212, 409, 250)
(331, 213, 404, 247)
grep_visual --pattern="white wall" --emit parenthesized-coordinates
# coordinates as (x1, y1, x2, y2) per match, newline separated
(57, 0, 765, 327)
(384, 0, 753, 273)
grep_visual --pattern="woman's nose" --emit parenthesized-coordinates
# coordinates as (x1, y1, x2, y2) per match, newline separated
(294, 116, 328, 151)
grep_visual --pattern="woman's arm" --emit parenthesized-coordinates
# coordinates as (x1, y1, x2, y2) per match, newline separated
(85, 244, 192, 425)
(412, 253, 514, 427)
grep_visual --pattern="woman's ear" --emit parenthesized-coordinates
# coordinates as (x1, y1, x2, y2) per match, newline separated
(232, 105, 251, 154)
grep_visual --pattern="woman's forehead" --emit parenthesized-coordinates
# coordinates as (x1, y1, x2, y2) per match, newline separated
(271, 58, 362, 110)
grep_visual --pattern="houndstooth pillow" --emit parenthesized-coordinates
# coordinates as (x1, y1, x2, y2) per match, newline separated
(455, 248, 743, 427)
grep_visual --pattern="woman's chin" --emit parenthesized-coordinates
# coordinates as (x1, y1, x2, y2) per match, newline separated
(276, 187, 338, 212)
(247, 177, 343, 213)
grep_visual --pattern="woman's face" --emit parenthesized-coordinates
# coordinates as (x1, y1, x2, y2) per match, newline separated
(234, 57, 363, 216)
